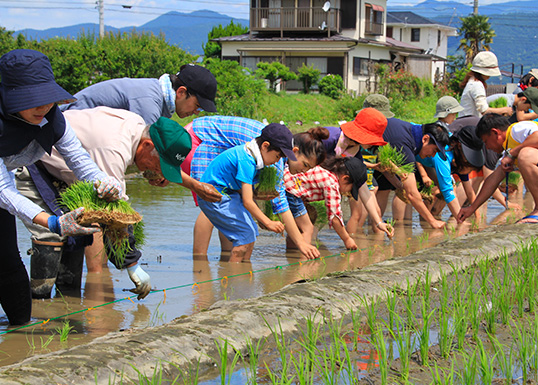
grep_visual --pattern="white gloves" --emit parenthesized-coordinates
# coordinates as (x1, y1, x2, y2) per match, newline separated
(127, 265, 151, 300)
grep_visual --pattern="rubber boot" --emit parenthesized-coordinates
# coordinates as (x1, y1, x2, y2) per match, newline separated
(28, 239, 63, 299)
(0, 265, 32, 325)
(55, 248, 84, 296)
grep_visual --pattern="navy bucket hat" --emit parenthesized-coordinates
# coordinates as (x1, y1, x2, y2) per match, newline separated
(0, 49, 75, 114)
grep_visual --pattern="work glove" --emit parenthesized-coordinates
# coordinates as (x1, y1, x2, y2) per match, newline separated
(94, 176, 122, 201)
(48, 207, 100, 237)
(127, 264, 151, 300)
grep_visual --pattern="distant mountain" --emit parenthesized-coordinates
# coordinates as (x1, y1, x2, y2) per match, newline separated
(15, 10, 249, 56)
(388, 1, 538, 79)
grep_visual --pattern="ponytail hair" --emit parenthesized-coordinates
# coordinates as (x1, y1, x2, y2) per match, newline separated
(320, 156, 348, 176)
(293, 126, 330, 166)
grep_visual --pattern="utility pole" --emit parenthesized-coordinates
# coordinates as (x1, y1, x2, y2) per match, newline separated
(473, 0, 478, 15)
(98, 0, 104, 38)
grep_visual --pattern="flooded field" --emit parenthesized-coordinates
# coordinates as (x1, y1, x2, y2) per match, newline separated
(0, 174, 531, 367)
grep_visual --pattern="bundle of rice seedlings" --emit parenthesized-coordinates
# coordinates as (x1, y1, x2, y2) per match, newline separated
(418, 181, 435, 202)
(255, 166, 279, 200)
(394, 188, 410, 204)
(499, 171, 522, 194)
(489, 97, 507, 108)
(378, 144, 415, 178)
(58, 181, 144, 265)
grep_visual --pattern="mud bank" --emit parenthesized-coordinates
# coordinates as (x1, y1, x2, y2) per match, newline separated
(0, 224, 535, 384)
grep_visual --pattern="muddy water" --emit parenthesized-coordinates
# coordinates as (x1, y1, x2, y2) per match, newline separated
(0, 175, 530, 367)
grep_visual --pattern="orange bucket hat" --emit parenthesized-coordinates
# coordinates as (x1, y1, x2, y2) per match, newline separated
(340, 108, 387, 146)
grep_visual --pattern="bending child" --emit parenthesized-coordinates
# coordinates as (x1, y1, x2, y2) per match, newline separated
(198, 123, 295, 262)
(283, 157, 394, 250)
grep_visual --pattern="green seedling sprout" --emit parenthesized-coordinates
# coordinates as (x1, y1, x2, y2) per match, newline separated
(244, 336, 264, 385)
(477, 338, 495, 385)
(389, 313, 414, 383)
(373, 327, 389, 385)
(362, 295, 378, 334)
(459, 349, 478, 385)
(214, 338, 241, 385)
(58, 181, 144, 266)
(418, 296, 435, 366)
(489, 96, 507, 108)
(378, 144, 415, 177)
(491, 335, 514, 385)
(255, 166, 279, 199)
(511, 318, 532, 383)
(417, 181, 435, 202)
(385, 290, 398, 332)
(55, 319, 75, 343)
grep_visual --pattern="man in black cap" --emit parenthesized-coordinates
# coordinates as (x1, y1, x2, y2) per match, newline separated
(61, 63, 217, 125)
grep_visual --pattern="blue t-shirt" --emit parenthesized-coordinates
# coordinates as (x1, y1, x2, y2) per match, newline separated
(201, 144, 258, 192)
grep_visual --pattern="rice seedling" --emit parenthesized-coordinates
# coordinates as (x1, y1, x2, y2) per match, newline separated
(494, 275, 512, 326)
(214, 338, 241, 385)
(466, 285, 482, 340)
(483, 299, 497, 336)
(489, 96, 507, 108)
(177, 355, 201, 385)
(438, 307, 455, 359)
(417, 181, 435, 202)
(362, 295, 378, 334)
(417, 232, 429, 248)
(255, 166, 279, 199)
(55, 319, 75, 343)
(389, 313, 414, 383)
(403, 278, 416, 328)
(459, 349, 478, 385)
(266, 318, 292, 382)
(491, 335, 514, 385)
(418, 297, 435, 366)
(430, 361, 455, 385)
(348, 307, 361, 352)
(422, 268, 431, 311)
(476, 338, 495, 385)
(59, 181, 144, 266)
(373, 327, 389, 385)
(244, 336, 264, 385)
(512, 269, 527, 318)
(386, 217, 396, 235)
(385, 290, 398, 331)
(290, 352, 315, 385)
(454, 302, 468, 351)
(377, 144, 415, 177)
(530, 312, 538, 375)
(512, 320, 533, 383)
(499, 171, 522, 193)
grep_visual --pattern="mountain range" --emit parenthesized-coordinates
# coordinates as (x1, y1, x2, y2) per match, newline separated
(13, 3, 538, 75)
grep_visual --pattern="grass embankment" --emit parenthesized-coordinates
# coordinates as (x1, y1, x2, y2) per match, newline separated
(178, 92, 439, 131)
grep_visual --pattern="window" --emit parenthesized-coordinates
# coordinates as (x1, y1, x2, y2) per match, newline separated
(411, 28, 420, 42)
(437, 30, 441, 45)
(386, 26, 393, 38)
(341, 1, 357, 28)
(365, 3, 384, 35)
(353, 57, 370, 76)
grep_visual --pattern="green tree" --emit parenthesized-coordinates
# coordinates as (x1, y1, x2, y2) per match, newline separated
(204, 57, 267, 117)
(458, 14, 495, 65)
(297, 63, 320, 94)
(255, 61, 297, 92)
(203, 20, 248, 59)
(318, 74, 344, 99)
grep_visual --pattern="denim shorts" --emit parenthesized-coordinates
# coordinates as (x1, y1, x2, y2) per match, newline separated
(199, 191, 259, 247)
(286, 192, 308, 218)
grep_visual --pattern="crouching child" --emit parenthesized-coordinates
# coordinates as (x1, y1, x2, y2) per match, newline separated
(198, 123, 296, 262)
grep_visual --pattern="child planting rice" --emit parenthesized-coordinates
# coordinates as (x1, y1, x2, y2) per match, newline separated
(198, 123, 296, 262)
(283, 157, 394, 250)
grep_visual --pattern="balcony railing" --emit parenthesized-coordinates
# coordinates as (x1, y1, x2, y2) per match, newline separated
(250, 7, 341, 34)
(365, 21, 383, 36)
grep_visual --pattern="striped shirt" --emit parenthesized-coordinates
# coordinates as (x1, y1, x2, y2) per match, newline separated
(191, 116, 289, 213)
(283, 165, 343, 227)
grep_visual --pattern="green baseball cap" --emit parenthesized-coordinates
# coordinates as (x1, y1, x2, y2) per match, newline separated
(149, 117, 192, 184)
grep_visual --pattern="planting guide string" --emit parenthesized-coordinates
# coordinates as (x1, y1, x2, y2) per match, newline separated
(0, 247, 369, 336)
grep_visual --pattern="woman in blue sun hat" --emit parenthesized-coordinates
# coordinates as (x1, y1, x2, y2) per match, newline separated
(0, 49, 122, 325)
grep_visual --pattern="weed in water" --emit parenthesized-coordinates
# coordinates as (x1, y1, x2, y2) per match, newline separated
(55, 319, 75, 343)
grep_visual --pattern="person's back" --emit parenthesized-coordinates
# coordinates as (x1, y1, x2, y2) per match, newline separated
(61, 78, 167, 125)
(382, 117, 416, 163)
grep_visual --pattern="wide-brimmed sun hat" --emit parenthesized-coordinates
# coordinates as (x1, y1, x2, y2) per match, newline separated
(0, 49, 75, 114)
(340, 108, 388, 146)
(471, 51, 501, 77)
(362, 94, 395, 119)
(434, 96, 464, 119)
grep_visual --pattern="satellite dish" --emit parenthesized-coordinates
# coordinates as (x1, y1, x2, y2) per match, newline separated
(319, 21, 327, 30)
(322, 1, 331, 12)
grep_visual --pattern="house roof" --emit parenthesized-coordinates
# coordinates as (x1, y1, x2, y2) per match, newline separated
(385, 37, 422, 52)
(387, 11, 456, 31)
(213, 33, 357, 43)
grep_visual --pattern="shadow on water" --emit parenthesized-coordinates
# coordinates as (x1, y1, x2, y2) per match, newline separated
(0, 174, 531, 367)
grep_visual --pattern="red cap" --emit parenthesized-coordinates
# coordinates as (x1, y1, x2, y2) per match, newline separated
(340, 108, 387, 146)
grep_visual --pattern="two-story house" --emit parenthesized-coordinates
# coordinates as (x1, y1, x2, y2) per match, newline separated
(386, 11, 458, 81)
(215, 0, 443, 94)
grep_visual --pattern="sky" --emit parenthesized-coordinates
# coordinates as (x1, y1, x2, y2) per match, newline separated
(0, 0, 509, 31)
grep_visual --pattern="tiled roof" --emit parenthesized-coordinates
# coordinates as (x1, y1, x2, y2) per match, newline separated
(387, 11, 448, 26)
(385, 37, 422, 51)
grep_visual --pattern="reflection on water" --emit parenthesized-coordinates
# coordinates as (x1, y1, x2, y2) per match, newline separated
(0, 174, 530, 366)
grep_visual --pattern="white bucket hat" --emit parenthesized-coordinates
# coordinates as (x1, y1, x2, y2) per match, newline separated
(471, 51, 501, 77)
(434, 96, 464, 118)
